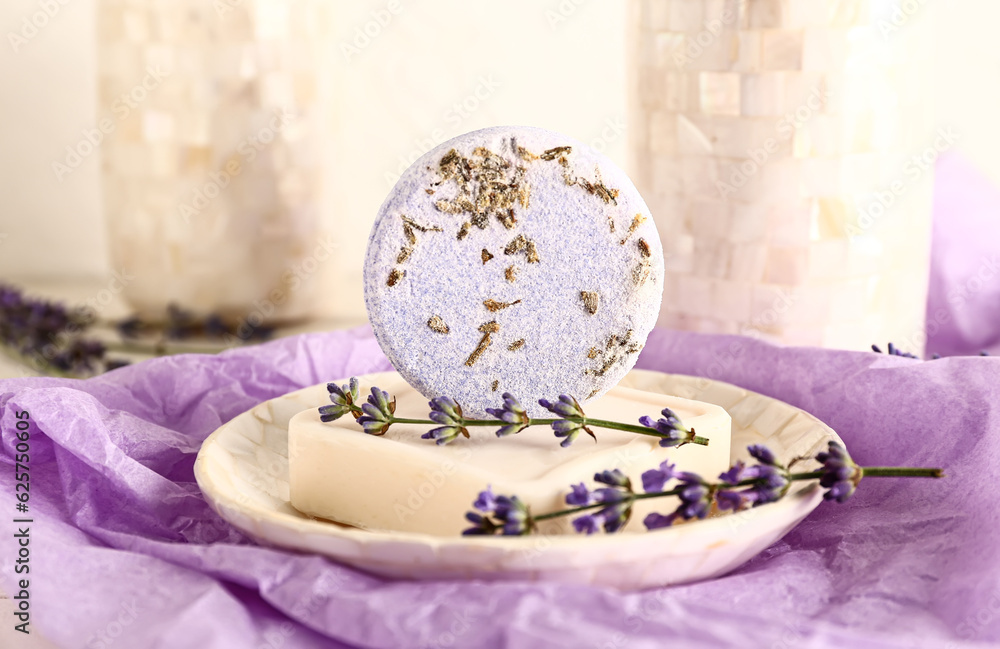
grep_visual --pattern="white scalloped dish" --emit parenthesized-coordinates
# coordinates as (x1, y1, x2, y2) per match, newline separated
(194, 370, 841, 590)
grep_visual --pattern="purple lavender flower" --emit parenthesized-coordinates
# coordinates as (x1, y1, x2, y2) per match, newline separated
(594, 468, 630, 488)
(596, 501, 632, 533)
(871, 342, 919, 359)
(165, 303, 199, 340)
(715, 446, 790, 511)
(569, 469, 634, 534)
(115, 315, 144, 339)
(462, 512, 499, 535)
(0, 285, 114, 376)
(473, 485, 497, 512)
(748, 444, 778, 466)
(462, 488, 532, 536)
(643, 472, 712, 530)
(428, 396, 463, 426)
(641, 459, 678, 493)
(592, 486, 628, 504)
(816, 441, 861, 503)
(745, 465, 790, 505)
(718, 460, 749, 485)
(572, 514, 602, 534)
(496, 496, 531, 535)
(421, 396, 469, 445)
(332, 377, 361, 402)
(422, 426, 468, 445)
(539, 395, 596, 447)
(356, 386, 395, 435)
(103, 358, 131, 371)
(642, 512, 677, 529)
(571, 500, 632, 534)
(716, 463, 788, 510)
(319, 377, 360, 422)
(548, 419, 590, 447)
(539, 394, 585, 418)
(715, 490, 745, 512)
(51, 339, 106, 373)
(485, 393, 530, 437)
(675, 473, 713, 519)
(566, 483, 591, 506)
(638, 407, 697, 448)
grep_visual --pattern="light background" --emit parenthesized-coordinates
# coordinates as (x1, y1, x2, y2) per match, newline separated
(0, 0, 993, 322)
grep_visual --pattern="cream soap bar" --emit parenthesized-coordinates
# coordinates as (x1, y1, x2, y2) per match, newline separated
(288, 373, 731, 537)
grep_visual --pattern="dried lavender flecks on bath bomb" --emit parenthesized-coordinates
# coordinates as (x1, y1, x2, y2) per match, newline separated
(363, 126, 664, 417)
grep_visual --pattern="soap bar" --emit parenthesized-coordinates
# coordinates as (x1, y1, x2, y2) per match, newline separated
(288, 373, 731, 537)
(363, 126, 664, 418)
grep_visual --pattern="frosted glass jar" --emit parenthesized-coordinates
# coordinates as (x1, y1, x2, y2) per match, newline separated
(97, 0, 328, 324)
(629, 0, 935, 351)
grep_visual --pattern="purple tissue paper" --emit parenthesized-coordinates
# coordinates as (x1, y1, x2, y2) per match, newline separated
(926, 152, 1000, 357)
(1, 325, 999, 649)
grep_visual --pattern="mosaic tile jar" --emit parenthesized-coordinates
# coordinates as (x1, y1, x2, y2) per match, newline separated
(97, 0, 327, 323)
(629, 0, 936, 350)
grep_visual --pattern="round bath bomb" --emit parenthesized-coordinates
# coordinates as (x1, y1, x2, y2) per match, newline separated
(363, 126, 664, 417)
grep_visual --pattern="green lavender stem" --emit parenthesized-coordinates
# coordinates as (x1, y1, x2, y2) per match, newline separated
(350, 405, 710, 446)
(788, 467, 943, 481)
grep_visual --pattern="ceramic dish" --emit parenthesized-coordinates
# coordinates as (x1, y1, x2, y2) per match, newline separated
(194, 370, 841, 590)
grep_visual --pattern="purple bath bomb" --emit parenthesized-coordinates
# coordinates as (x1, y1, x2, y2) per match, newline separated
(363, 126, 664, 417)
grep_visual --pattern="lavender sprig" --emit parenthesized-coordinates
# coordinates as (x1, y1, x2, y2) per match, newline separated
(566, 469, 634, 533)
(319, 378, 360, 422)
(463, 441, 944, 536)
(871, 342, 919, 359)
(318, 378, 712, 449)
(485, 393, 530, 438)
(638, 407, 705, 448)
(422, 396, 470, 445)
(462, 486, 532, 536)
(356, 386, 396, 435)
(538, 395, 596, 447)
(0, 284, 128, 376)
(873, 342, 991, 360)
